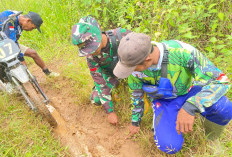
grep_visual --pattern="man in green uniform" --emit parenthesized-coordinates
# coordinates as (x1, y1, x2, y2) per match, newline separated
(71, 16, 131, 125)
(113, 32, 232, 154)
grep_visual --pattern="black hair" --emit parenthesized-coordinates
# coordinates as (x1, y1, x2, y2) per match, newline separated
(138, 45, 154, 65)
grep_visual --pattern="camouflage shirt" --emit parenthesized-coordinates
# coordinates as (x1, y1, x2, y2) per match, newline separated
(128, 40, 231, 126)
(87, 28, 131, 113)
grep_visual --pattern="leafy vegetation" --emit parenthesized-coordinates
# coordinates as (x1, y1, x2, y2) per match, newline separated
(0, 0, 232, 156)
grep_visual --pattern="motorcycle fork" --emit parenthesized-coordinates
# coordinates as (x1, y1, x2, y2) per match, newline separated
(26, 68, 50, 104)
(11, 77, 37, 110)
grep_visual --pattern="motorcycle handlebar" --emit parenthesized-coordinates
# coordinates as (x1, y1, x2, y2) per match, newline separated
(2, 11, 23, 32)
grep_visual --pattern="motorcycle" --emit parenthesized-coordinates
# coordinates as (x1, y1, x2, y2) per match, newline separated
(0, 12, 57, 127)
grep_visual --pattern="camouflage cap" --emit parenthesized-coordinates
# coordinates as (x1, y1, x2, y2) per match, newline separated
(71, 16, 102, 57)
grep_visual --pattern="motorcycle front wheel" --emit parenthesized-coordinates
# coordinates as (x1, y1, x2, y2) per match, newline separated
(22, 81, 57, 127)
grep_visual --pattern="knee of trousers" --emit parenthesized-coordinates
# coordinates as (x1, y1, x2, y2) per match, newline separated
(204, 96, 232, 125)
(154, 135, 183, 154)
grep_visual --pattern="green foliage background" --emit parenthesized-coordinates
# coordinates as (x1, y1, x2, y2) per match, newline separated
(1, 0, 232, 156)
(2, 0, 232, 76)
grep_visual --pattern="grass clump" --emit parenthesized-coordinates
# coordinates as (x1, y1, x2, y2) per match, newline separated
(0, 94, 69, 156)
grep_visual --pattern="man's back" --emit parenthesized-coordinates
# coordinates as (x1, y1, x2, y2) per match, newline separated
(0, 10, 22, 42)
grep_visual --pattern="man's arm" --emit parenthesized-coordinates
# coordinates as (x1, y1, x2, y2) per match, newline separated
(176, 47, 230, 134)
(128, 74, 144, 126)
(86, 57, 115, 114)
(183, 48, 231, 115)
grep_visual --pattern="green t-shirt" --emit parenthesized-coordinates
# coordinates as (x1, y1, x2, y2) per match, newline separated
(128, 40, 231, 126)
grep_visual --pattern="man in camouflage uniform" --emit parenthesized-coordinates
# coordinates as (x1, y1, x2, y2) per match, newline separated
(113, 32, 232, 154)
(71, 16, 131, 125)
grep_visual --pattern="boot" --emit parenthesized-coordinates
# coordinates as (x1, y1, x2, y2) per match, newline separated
(203, 118, 226, 154)
(203, 118, 225, 140)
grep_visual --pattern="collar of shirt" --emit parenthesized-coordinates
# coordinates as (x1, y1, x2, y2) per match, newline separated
(148, 41, 164, 71)
(15, 16, 19, 26)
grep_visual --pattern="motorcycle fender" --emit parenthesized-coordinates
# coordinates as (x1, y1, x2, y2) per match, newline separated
(10, 65, 29, 83)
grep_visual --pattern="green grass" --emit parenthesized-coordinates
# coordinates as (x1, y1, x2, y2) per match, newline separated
(1, 0, 232, 156)
(0, 94, 69, 156)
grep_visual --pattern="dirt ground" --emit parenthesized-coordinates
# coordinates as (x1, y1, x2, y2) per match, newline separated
(30, 64, 142, 157)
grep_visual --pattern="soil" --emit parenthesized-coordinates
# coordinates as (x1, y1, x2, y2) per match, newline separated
(30, 64, 142, 157)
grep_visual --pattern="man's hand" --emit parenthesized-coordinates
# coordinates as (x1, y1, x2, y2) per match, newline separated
(125, 124, 140, 139)
(107, 112, 118, 125)
(176, 108, 195, 135)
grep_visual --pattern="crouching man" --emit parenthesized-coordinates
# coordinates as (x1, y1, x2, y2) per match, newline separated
(113, 32, 232, 154)
(71, 16, 131, 125)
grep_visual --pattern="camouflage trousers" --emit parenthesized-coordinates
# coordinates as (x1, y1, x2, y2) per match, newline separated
(90, 74, 119, 114)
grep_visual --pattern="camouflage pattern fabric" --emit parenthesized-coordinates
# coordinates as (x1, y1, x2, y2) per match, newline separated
(71, 16, 102, 56)
(87, 28, 131, 113)
(128, 40, 231, 126)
